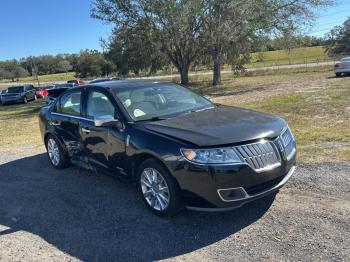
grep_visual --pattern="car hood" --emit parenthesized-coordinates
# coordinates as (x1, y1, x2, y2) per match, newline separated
(143, 105, 287, 147)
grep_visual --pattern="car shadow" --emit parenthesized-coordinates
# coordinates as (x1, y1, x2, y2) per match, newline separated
(0, 153, 275, 261)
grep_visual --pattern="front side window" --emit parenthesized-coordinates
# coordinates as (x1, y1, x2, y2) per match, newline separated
(114, 84, 213, 121)
(59, 90, 82, 116)
(86, 91, 116, 119)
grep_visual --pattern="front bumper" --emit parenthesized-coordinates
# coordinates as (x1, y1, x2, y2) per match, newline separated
(172, 147, 296, 210)
(335, 68, 350, 74)
(1, 96, 23, 103)
(187, 165, 295, 211)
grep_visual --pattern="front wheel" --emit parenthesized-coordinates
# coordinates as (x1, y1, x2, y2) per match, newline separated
(138, 159, 184, 217)
(46, 135, 69, 169)
(335, 72, 342, 77)
(23, 97, 28, 104)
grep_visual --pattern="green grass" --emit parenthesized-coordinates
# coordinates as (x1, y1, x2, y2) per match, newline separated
(246, 46, 333, 68)
(0, 100, 45, 149)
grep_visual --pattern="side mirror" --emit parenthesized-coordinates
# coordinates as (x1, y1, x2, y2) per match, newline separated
(203, 95, 211, 101)
(94, 115, 123, 130)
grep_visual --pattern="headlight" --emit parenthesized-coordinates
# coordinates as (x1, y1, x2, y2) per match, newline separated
(181, 148, 242, 164)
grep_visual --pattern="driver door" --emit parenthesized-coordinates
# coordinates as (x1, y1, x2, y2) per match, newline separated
(80, 89, 126, 175)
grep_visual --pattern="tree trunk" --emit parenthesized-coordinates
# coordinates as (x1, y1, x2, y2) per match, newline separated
(212, 48, 221, 86)
(179, 66, 189, 85)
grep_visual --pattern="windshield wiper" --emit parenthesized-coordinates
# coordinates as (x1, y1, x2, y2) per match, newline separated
(189, 106, 215, 113)
(138, 116, 168, 122)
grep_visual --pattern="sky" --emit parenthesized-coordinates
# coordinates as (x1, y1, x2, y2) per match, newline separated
(0, 0, 349, 61)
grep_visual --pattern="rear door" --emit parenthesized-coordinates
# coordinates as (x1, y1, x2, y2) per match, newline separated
(80, 88, 126, 175)
(50, 88, 85, 161)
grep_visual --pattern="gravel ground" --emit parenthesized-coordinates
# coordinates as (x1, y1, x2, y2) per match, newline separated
(0, 147, 349, 262)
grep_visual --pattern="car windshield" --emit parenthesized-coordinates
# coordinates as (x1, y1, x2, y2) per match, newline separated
(114, 83, 214, 121)
(341, 58, 350, 62)
(7, 86, 24, 93)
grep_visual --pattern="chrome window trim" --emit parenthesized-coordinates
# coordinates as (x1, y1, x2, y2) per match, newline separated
(51, 112, 94, 122)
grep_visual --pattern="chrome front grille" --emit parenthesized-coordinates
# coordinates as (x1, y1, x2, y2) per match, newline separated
(281, 127, 293, 147)
(234, 141, 281, 172)
(280, 127, 296, 161)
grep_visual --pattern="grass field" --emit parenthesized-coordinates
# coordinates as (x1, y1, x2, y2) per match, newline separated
(0, 66, 349, 164)
(247, 46, 333, 68)
(0, 72, 76, 86)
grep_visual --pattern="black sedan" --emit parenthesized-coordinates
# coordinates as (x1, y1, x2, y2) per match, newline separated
(38, 80, 296, 216)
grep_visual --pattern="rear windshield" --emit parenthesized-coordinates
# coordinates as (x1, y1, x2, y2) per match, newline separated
(7, 86, 24, 93)
(67, 80, 77, 84)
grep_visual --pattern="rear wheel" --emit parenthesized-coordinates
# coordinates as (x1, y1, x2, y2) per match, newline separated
(45, 135, 69, 169)
(335, 72, 342, 77)
(137, 158, 184, 217)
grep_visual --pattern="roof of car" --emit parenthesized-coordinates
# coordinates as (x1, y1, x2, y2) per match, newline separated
(88, 79, 175, 90)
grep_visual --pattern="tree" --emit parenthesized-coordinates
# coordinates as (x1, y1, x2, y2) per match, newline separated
(326, 18, 350, 55)
(201, 0, 331, 85)
(75, 49, 112, 78)
(0, 60, 29, 81)
(91, 0, 204, 85)
(103, 19, 169, 76)
(57, 60, 73, 74)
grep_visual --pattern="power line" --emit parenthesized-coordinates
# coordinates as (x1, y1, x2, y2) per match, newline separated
(316, 8, 350, 18)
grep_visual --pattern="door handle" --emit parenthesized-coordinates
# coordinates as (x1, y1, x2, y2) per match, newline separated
(81, 127, 90, 133)
(49, 120, 60, 126)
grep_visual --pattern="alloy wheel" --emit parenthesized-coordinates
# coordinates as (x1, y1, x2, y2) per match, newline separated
(140, 168, 170, 211)
(47, 138, 60, 166)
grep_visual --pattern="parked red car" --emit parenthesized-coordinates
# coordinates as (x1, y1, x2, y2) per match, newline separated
(36, 85, 55, 98)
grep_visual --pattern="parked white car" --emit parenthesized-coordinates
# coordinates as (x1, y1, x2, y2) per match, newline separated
(335, 57, 350, 77)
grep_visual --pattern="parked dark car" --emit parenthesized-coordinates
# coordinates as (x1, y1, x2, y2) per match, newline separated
(1, 85, 37, 104)
(89, 77, 111, 84)
(38, 80, 296, 216)
(43, 83, 74, 104)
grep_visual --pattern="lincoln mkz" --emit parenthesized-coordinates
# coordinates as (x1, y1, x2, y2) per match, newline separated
(39, 80, 296, 216)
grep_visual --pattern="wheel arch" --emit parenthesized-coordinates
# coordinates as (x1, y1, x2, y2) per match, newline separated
(128, 151, 177, 186)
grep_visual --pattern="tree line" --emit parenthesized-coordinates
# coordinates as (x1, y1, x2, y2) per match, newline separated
(0, 50, 116, 82)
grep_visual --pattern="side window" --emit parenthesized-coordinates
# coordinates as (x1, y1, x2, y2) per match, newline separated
(59, 90, 82, 116)
(86, 91, 116, 119)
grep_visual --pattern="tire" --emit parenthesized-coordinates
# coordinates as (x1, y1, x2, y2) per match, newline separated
(23, 97, 28, 104)
(335, 73, 342, 77)
(137, 158, 184, 217)
(45, 135, 70, 169)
